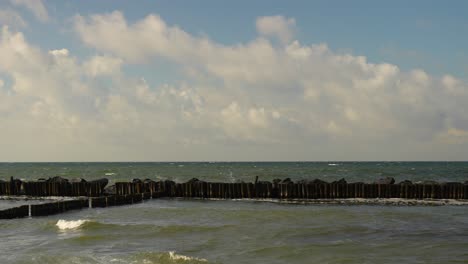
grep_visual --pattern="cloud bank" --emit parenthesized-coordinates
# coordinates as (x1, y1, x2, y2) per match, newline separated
(0, 11, 467, 161)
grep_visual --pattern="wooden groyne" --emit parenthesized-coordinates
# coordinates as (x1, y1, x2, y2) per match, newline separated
(115, 178, 468, 200)
(1, 177, 468, 219)
(2, 177, 468, 200)
(0, 192, 165, 219)
(0, 177, 108, 197)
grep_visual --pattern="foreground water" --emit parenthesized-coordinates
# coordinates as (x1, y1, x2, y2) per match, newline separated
(1, 162, 468, 263)
(1, 199, 468, 263)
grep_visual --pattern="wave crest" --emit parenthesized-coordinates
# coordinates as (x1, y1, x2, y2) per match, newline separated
(15, 251, 211, 264)
(168, 251, 208, 262)
(56, 219, 89, 230)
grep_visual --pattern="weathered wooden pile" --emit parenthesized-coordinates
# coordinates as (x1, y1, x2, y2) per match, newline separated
(1, 176, 468, 219)
(0, 200, 86, 219)
(2, 176, 468, 200)
(115, 177, 468, 200)
(0, 176, 164, 219)
(0, 193, 165, 219)
(0, 177, 107, 197)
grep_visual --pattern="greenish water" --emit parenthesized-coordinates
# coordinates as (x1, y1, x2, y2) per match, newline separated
(2, 199, 468, 264)
(1, 162, 468, 263)
(1, 162, 468, 183)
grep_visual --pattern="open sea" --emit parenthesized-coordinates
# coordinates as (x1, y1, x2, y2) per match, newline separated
(1, 162, 468, 263)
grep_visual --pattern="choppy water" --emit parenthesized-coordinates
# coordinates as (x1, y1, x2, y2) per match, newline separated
(1, 161, 468, 183)
(1, 162, 468, 263)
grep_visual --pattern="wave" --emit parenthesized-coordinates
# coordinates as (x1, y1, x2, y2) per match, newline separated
(56, 219, 89, 230)
(52, 219, 147, 232)
(168, 251, 208, 262)
(53, 218, 230, 237)
(14, 251, 211, 264)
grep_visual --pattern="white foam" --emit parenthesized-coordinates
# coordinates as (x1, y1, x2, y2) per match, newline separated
(0, 196, 82, 201)
(56, 219, 89, 230)
(105, 172, 116, 176)
(328, 163, 339, 166)
(168, 251, 207, 262)
(207, 197, 468, 206)
(283, 198, 468, 206)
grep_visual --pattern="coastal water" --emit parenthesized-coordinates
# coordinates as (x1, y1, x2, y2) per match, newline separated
(1, 162, 468, 263)
(1, 161, 468, 183)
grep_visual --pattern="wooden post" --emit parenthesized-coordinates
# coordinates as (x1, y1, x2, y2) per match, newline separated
(235, 183, 241, 199)
(319, 183, 324, 199)
(462, 184, 467, 199)
(441, 184, 447, 199)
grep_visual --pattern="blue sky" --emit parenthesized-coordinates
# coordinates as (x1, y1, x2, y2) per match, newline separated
(0, 0, 468, 161)
(24, 0, 468, 78)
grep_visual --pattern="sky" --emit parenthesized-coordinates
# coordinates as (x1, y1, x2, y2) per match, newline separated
(0, 0, 468, 161)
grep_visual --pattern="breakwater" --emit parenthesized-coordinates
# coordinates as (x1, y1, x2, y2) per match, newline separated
(2, 177, 468, 200)
(0, 177, 107, 197)
(1, 177, 468, 219)
(0, 192, 165, 219)
(115, 178, 468, 200)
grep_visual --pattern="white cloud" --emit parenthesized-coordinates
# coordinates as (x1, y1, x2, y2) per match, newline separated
(49, 48, 69, 57)
(256, 15, 296, 43)
(69, 12, 468, 159)
(83, 55, 122, 77)
(73, 11, 179, 63)
(10, 0, 49, 22)
(1, 12, 468, 161)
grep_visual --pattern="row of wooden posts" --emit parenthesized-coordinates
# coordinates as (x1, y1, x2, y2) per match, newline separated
(115, 181, 468, 200)
(0, 181, 105, 197)
(1, 179, 468, 219)
(0, 192, 164, 219)
(2, 180, 468, 200)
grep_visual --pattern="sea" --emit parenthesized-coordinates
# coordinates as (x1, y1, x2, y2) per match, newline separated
(1, 162, 468, 264)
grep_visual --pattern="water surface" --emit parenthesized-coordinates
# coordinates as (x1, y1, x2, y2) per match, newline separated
(1, 162, 468, 263)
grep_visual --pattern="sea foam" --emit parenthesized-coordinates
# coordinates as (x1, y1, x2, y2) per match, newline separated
(168, 251, 207, 262)
(56, 219, 89, 230)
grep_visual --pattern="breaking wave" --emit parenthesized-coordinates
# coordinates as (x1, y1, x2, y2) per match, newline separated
(56, 219, 89, 230)
(168, 251, 208, 262)
(15, 251, 211, 264)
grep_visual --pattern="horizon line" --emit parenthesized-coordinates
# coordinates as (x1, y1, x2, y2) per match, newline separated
(0, 160, 467, 163)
